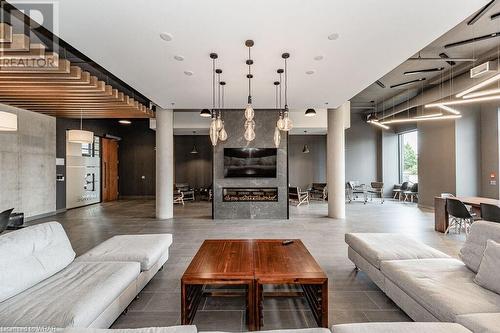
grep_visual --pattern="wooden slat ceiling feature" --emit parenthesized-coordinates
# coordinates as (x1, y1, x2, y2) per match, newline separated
(0, 22, 153, 119)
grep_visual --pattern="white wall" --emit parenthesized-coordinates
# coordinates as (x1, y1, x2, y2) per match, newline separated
(0, 104, 56, 218)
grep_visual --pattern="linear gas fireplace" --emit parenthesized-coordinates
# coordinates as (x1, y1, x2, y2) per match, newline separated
(223, 187, 278, 202)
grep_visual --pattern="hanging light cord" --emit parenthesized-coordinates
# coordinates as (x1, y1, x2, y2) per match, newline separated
(284, 57, 288, 109)
(275, 84, 278, 109)
(248, 46, 252, 102)
(80, 108, 83, 130)
(222, 83, 225, 109)
(212, 58, 216, 115)
(279, 72, 283, 115)
(217, 71, 221, 114)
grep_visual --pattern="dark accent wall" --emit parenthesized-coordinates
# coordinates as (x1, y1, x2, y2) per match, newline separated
(56, 119, 155, 210)
(213, 110, 288, 219)
(289, 135, 326, 190)
(174, 135, 213, 188)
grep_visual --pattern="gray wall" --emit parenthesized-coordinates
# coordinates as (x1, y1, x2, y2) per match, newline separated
(289, 135, 326, 190)
(0, 104, 56, 219)
(455, 108, 481, 197)
(480, 104, 500, 199)
(381, 130, 400, 197)
(345, 114, 379, 185)
(213, 110, 288, 219)
(418, 120, 456, 208)
(174, 135, 212, 188)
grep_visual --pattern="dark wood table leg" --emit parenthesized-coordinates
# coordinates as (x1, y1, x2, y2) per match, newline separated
(302, 281, 328, 328)
(181, 282, 203, 325)
(255, 282, 263, 330)
(246, 280, 256, 331)
(434, 197, 448, 233)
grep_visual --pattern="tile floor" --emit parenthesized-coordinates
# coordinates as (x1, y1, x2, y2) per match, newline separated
(32, 199, 464, 331)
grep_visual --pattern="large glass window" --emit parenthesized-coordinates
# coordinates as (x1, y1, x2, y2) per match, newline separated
(399, 131, 418, 183)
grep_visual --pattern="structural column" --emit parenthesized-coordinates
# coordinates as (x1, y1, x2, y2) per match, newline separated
(327, 102, 349, 219)
(156, 108, 174, 219)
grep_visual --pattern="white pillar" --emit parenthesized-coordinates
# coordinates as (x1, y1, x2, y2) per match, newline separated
(327, 102, 349, 219)
(156, 108, 174, 219)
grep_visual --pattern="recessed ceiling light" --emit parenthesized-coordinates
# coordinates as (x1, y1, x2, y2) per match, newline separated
(327, 33, 340, 41)
(118, 120, 131, 125)
(174, 55, 184, 61)
(184, 70, 194, 76)
(305, 70, 316, 75)
(159, 32, 173, 42)
(314, 55, 324, 61)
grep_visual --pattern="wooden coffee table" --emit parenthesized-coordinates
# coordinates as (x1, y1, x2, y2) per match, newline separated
(181, 239, 328, 331)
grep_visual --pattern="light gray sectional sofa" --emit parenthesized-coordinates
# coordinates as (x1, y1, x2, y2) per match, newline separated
(0, 222, 172, 329)
(345, 220, 500, 333)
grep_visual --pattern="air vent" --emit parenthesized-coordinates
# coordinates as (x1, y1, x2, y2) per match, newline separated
(470, 61, 498, 78)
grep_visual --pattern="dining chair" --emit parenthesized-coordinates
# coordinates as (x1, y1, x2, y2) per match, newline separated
(445, 198, 474, 235)
(0, 208, 14, 233)
(480, 203, 500, 223)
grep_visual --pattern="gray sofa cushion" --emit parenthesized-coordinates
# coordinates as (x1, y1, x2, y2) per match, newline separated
(345, 233, 448, 269)
(456, 313, 500, 333)
(381, 258, 500, 322)
(459, 220, 500, 273)
(474, 240, 500, 294)
(0, 261, 140, 328)
(0, 222, 76, 303)
(77, 234, 173, 271)
(331, 322, 471, 333)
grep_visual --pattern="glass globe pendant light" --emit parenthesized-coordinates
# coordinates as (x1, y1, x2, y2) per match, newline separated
(215, 69, 224, 131)
(218, 81, 228, 142)
(244, 40, 256, 142)
(209, 53, 219, 146)
(273, 80, 281, 148)
(276, 69, 285, 130)
(281, 52, 293, 131)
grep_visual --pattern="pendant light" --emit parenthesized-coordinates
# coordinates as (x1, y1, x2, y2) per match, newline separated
(244, 40, 256, 142)
(200, 109, 211, 117)
(302, 131, 310, 153)
(281, 52, 293, 131)
(215, 69, 224, 131)
(209, 53, 218, 146)
(68, 108, 94, 144)
(219, 81, 228, 142)
(305, 108, 317, 117)
(190, 131, 199, 154)
(0, 111, 17, 131)
(273, 81, 281, 148)
(276, 69, 285, 130)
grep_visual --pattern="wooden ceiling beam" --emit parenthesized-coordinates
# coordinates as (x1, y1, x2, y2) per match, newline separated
(0, 43, 46, 56)
(0, 23, 13, 43)
(0, 72, 93, 86)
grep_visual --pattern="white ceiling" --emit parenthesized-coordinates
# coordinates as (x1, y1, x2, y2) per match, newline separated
(41, 0, 487, 109)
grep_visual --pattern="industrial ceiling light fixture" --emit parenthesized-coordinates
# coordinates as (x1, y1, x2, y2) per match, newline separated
(380, 114, 461, 125)
(68, 108, 94, 144)
(0, 111, 17, 131)
(244, 40, 256, 142)
(209, 53, 219, 146)
(366, 113, 390, 130)
(462, 87, 500, 99)
(404, 67, 444, 75)
(118, 120, 131, 125)
(215, 69, 224, 132)
(456, 73, 500, 97)
(281, 52, 293, 131)
(427, 94, 500, 107)
(273, 80, 281, 148)
(305, 108, 317, 117)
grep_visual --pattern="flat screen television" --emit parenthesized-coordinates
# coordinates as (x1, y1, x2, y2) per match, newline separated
(224, 148, 277, 178)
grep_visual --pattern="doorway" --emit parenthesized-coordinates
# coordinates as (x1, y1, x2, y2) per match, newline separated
(102, 138, 119, 201)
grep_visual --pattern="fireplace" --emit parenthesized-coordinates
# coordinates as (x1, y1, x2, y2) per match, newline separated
(222, 187, 278, 202)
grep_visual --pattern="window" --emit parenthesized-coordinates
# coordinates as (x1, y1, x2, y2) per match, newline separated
(399, 131, 418, 183)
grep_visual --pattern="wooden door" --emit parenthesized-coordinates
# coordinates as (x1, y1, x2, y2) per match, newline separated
(102, 138, 119, 201)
